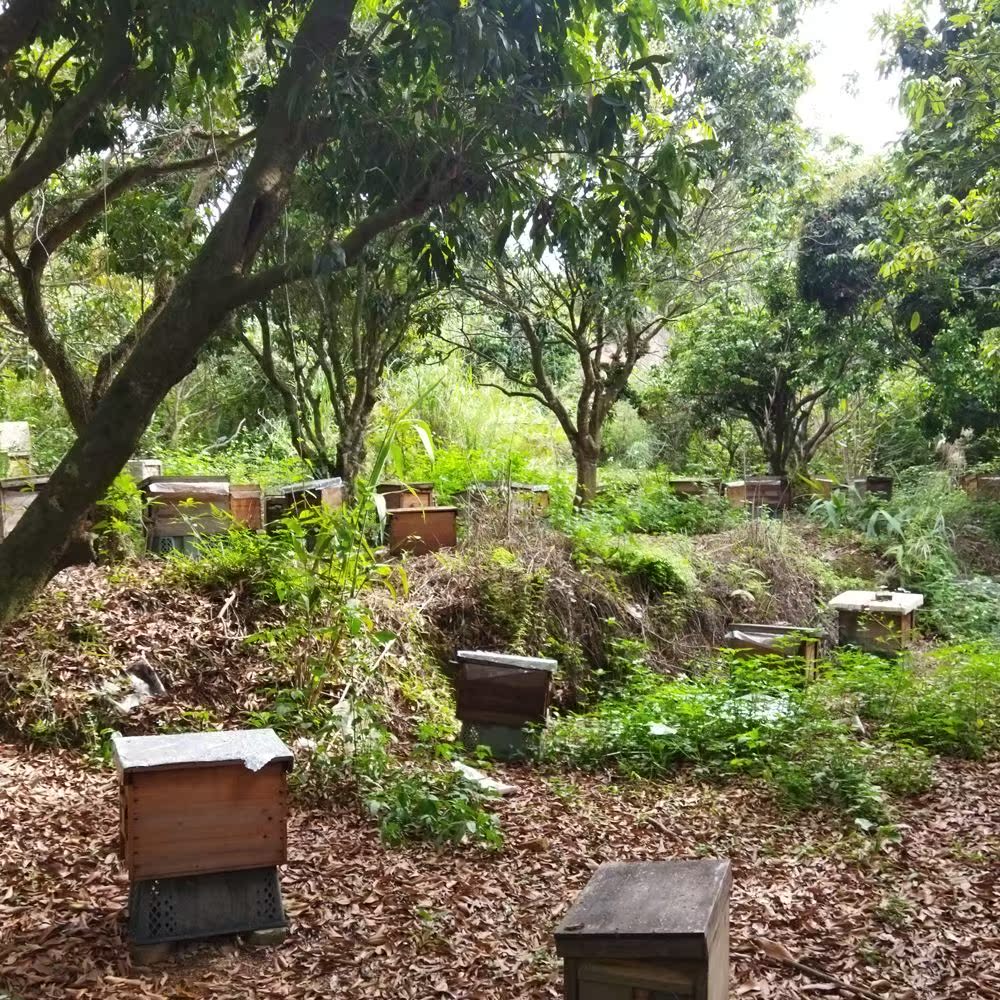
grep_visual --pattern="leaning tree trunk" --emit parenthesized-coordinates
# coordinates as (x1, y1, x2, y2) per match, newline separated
(0, 0, 357, 628)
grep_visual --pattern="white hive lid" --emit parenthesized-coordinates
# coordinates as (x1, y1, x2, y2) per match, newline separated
(829, 590, 924, 614)
(457, 650, 557, 672)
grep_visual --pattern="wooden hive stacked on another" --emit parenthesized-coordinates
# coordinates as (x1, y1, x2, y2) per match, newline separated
(141, 476, 231, 555)
(555, 860, 732, 1000)
(0, 475, 48, 541)
(455, 650, 556, 759)
(112, 729, 293, 949)
(377, 481, 435, 510)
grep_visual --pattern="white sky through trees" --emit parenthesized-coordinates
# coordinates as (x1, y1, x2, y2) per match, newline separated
(797, 0, 918, 154)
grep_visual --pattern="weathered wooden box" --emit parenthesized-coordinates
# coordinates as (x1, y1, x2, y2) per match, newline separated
(455, 650, 556, 759)
(279, 476, 344, 515)
(386, 505, 457, 555)
(141, 476, 232, 548)
(230, 483, 264, 530)
(112, 729, 292, 882)
(722, 623, 823, 674)
(853, 475, 894, 500)
(0, 475, 47, 540)
(668, 477, 722, 498)
(961, 474, 1000, 500)
(723, 480, 746, 507)
(830, 590, 923, 655)
(745, 476, 791, 510)
(377, 481, 435, 510)
(555, 860, 732, 1000)
(126, 458, 163, 481)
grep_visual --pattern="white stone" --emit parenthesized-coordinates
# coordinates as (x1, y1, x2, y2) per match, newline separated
(451, 760, 518, 796)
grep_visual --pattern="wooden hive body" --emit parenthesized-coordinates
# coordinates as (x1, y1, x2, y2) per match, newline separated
(141, 476, 231, 542)
(722, 624, 822, 672)
(377, 481, 435, 510)
(723, 481, 746, 507)
(113, 730, 292, 882)
(0, 475, 47, 540)
(745, 476, 791, 510)
(556, 860, 731, 1000)
(668, 477, 722, 498)
(853, 475, 894, 500)
(455, 651, 556, 728)
(230, 484, 264, 530)
(386, 506, 457, 554)
(280, 477, 344, 515)
(830, 591, 923, 655)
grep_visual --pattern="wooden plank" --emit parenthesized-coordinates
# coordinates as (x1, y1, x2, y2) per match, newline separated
(130, 842, 286, 881)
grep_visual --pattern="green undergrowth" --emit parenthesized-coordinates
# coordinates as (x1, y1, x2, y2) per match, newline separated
(541, 643, 1000, 834)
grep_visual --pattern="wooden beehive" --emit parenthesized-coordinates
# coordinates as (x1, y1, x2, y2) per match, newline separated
(112, 730, 292, 882)
(230, 483, 264, 530)
(745, 476, 791, 510)
(377, 481, 435, 510)
(829, 590, 923, 655)
(141, 476, 231, 548)
(722, 624, 823, 673)
(0, 475, 47, 540)
(853, 475, 894, 500)
(668, 477, 722, 498)
(386, 505, 457, 554)
(279, 477, 344, 515)
(723, 480, 746, 507)
(810, 477, 836, 500)
(126, 458, 163, 481)
(961, 474, 1000, 500)
(455, 651, 556, 728)
(555, 860, 732, 1000)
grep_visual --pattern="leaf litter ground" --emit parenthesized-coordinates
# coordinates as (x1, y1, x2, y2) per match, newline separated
(0, 565, 998, 999)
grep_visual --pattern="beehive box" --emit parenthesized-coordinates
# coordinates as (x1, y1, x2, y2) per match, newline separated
(555, 860, 732, 1000)
(386, 506, 457, 555)
(961, 474, 1000, 500)
(722, 624, 823, 674)
(853, 476, 894, 500)
(141, 476, 231, 546)
(830, 590, 923, 655)
(230, 484, 264, 530)
(723, 480, 746, 507)
(668, 477, 722, 498)
(126, 458, 163, 481)
(112, 730, 292, 882)
(279, 477, 344, 515)
(455, 650, 556, 759)
(377, 481, 435, 510)
(810, 477, 836, 500)
(745, 476, 791, 510)
(0, 475, 47, 540)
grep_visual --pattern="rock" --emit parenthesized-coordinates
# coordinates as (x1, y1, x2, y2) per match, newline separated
(129, 941, 173, 966)
(451, 760, 518, 797)
(243, 927, 289, 947)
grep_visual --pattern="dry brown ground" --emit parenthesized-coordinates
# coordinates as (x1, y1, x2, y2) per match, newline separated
(1, 741, 997, 1000)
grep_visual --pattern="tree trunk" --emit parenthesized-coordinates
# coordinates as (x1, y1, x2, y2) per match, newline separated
(0, 0, 358, 628)
(573, 444, 600, 506)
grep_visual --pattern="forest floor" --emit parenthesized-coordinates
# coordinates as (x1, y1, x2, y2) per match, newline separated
(0, 740, 997, 999)
(1, 564, 998, 1000)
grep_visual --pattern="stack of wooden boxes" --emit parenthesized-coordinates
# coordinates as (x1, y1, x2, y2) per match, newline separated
(381, 480, 458, 555)
(113, 729, 293, 956)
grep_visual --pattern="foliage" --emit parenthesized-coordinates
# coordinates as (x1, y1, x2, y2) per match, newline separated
(93, 472, 144, 559)
(589, 477, 742, 535)
(544, 644, 1000, 830)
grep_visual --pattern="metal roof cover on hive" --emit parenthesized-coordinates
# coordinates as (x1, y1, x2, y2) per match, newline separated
(111, 728, 293, 775)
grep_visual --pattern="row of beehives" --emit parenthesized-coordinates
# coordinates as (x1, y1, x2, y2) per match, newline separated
(114, 668, 731, 997)
(666, 474, 895, 511)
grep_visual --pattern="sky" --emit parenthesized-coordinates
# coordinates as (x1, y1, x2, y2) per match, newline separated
(797, 0, 914, 155)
